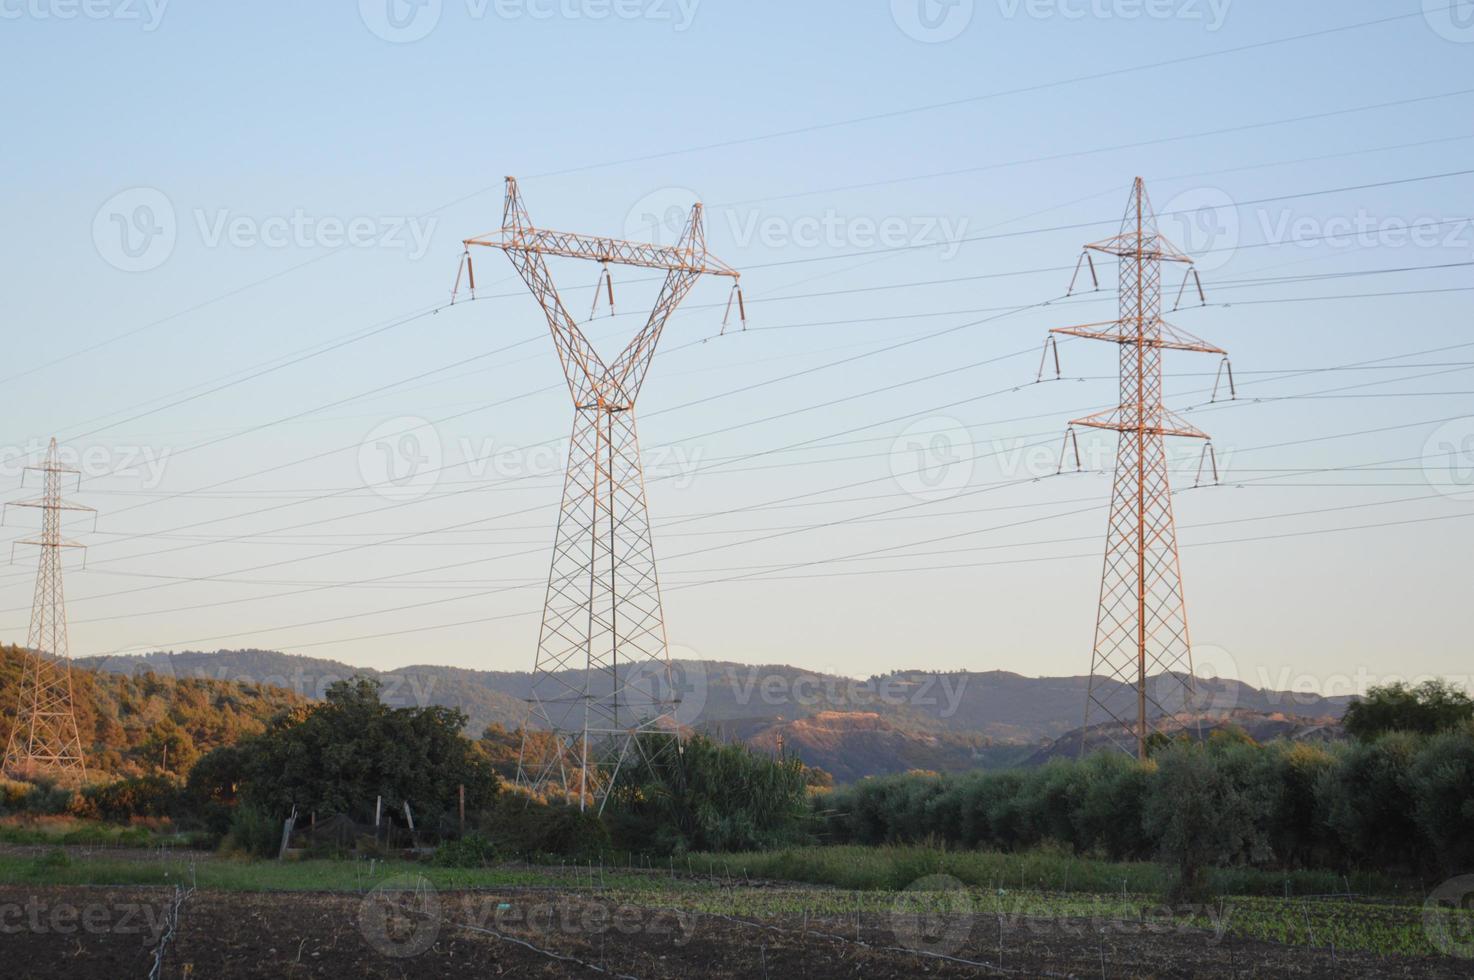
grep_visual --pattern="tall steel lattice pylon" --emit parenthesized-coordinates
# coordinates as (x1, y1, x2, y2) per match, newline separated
(2, 438, 95, 781)
(1042, 178, 1234, 760)
(459, 177, 744, 810)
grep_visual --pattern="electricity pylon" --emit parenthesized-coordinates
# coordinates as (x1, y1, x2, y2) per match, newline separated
(2, 438, 94, 781)
(460, 178, 743, 810)
(1043, 178, 1233, 760)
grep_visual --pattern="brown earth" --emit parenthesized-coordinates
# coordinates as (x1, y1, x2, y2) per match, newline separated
(1, 884, 1468, 979)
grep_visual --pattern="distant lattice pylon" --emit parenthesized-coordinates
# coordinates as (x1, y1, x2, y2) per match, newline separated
(459, 178, 744, 811)
(1042, 178, 1235, 760)
(2, 438, 94, 781)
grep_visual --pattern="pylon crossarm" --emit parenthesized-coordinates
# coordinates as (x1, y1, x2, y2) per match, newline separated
(1072, 418, 1210, 440)
(5, 499, 95, 517)
(1085, 237, 1195, 264)
(1051, 321, 1226, 355)
(470, 226, 739, 278)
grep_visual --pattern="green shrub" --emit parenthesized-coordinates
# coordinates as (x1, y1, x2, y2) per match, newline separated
(817, 728, 1474, 881)
(79, 775, 183, 823)
(1143, 742, 1266, 900)
(475, 792, 609, 859)
(604, 734, 812, 854)
(1409, 728, 1474, 874)
(223, 804, 283, 858)
(432, 832, 497, 867)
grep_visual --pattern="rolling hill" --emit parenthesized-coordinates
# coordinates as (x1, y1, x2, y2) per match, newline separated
(70, 649, 1355, 780)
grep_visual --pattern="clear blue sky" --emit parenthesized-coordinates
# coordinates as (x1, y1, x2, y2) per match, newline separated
(0, 1, 1470, 695)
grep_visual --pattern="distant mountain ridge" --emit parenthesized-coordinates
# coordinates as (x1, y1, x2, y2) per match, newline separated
(78, 649, 1355, 780)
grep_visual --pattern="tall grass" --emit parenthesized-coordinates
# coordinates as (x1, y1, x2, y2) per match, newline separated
(686, 845, 1404, 899)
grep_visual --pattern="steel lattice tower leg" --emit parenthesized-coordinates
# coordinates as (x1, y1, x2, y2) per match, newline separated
(3, 438, 93, 782)
(1046, 179, 1231, 760)
(461, 177, 744, 810)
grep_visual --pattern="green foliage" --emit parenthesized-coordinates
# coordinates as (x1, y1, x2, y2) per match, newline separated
(182, 743, 247, 834)
(1408, 726, 1474, 874)
(605, 734, 812, 854)
(432, 832, 497, 867)
(36, 848, 70, 871)
(77, 775, 184, 823)
(1316, 732, 1423, 871)
(223, 804, 283, 858)
(821, 729, 1474, 880)
(473, 792, 609, 858)
(200, 676, 498, 833)
(0, 645, 306, 781)
(0, 777, 75, 816)
(1343, 679, 1473, 741)
(1143, 742, 1268, 899)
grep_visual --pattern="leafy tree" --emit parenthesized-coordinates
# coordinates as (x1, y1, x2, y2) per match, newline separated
(1410, 725, 1474, 874)
(607, 733, 811, 853)
(0, 645, 306, 781)
(141, 718, 198, 774)
(1315, 732, 1423, 872)
(1072, 751, 1151, 861)
(1141, 742, 1267, 900)
(196, 676, 497, 832)
(1343, 680, 1473, 741)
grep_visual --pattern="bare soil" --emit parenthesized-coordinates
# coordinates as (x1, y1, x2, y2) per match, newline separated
(0, 884, 1466, 979)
